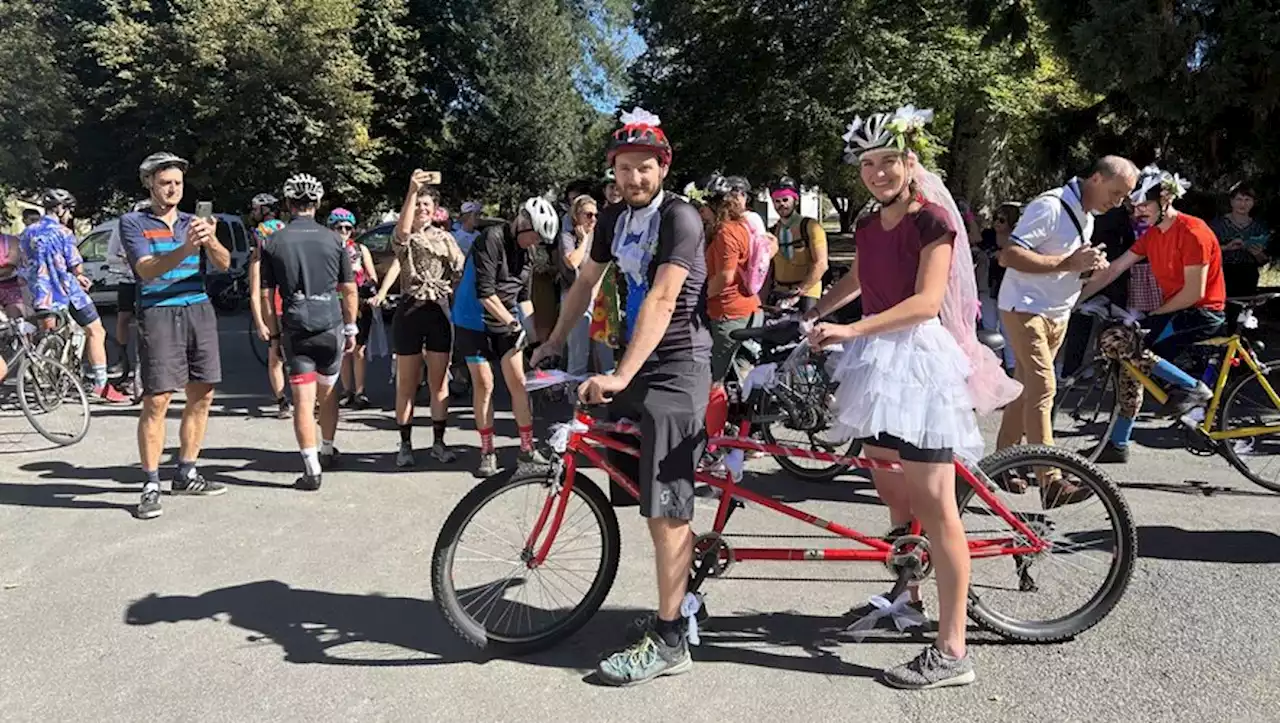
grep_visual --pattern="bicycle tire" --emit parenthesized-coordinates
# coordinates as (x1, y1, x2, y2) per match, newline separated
(1051, 361, 1119, 463)
(958, 445, 1137, 642)
(1216, 362, 1280, 493)
(16, 354, 90, 446)
(432, 467, 621, 655)
(755, 360, 854, 482)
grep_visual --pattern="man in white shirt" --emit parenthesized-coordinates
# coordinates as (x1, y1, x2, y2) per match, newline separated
(996, 156, 1138, 463)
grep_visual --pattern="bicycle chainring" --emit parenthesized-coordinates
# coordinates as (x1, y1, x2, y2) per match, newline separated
(691, 532, 734, 579)
(886, 534, 933, 583)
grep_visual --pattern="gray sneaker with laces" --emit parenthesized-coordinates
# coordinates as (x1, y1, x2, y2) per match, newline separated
(136, 488, 163, 519)
(881, 645, 975, 690)
(429, 442, 457, 463)
(597, 632, 692, 686)
(518, 448, 548, 466)
(476, 452, 499, 478)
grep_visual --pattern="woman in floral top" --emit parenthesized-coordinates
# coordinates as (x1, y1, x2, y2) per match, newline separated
(372, 170, 466, 467)
(1211, 183, 1271, 297)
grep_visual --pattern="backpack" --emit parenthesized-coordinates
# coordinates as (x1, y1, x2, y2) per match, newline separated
(741, 211, 772, 296)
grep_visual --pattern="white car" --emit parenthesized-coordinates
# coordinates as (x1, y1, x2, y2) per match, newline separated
(77, 213, 251, 309)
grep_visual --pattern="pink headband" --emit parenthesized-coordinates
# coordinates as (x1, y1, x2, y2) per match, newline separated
(770, 189, 799, 201)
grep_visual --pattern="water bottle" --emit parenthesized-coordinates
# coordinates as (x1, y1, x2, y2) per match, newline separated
(1201, 356, 1220, 386)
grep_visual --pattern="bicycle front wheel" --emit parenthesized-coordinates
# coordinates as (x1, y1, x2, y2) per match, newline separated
(958, 445, 1137, 642)
(1051, 361, 1119, 462)
(432, 467, 621, 654)
(17, 354, 90, 446)
(1217, 363, 1280, 493)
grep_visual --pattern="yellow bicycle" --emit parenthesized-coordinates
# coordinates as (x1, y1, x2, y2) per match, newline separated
(1053, 294, 1280, 493)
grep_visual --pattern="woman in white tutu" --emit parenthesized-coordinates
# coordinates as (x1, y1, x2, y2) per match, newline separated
(802, 106, 1020, 690)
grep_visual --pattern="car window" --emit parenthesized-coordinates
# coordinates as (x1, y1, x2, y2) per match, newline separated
(79, 230, 112, 263)
(359, 226, 394, 253)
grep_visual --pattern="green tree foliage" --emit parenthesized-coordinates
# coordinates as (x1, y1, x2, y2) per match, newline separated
(0, 1, 78, 189)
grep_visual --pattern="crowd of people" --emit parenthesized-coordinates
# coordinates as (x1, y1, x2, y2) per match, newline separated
(0, 97, 1270, 692)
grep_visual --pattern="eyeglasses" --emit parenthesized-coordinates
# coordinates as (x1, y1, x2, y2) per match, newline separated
(581, 212, 598, 220)
(332, 224, 354, 232)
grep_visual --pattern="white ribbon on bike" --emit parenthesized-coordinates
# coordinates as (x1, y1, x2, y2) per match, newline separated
(845, 591, 927, 642)
(680, 592, 702, 646)
(548, 419, 589, 454)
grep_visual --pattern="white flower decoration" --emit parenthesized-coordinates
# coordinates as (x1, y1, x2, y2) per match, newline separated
(842, 116, 865, 144)
(893, 104, 934, 132)
(1171, 173, 1192, 198)
(620, 107, 661, 127)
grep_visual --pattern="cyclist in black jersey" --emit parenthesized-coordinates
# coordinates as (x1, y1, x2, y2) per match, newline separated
(259, 173, 358, 491)
(532, 107, 712, 686)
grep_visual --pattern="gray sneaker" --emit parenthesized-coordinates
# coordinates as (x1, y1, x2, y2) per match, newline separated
(597, 632, 692, 687)
(429, 442, 458, 464)
(136, 489, 163, 520)
(171, 474, 226, 496)
(476, 452, 499, 478)
(518, 448, 548, 466)
(395, 443, 415, 468)
(881, 645, 975, 690)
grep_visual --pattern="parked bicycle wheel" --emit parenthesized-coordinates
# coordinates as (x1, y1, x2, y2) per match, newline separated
(432, 467, 621, 654)
(17, 354, 90, 446)
(248, 329, 269, 367)
(1216, 363, 1280, 493)
(1051, 360, 1119, 462)
(957, 445, 1137, 642)
(754, 350, 856, 481)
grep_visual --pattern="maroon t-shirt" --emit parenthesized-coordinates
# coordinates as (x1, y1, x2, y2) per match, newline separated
(856, 202, 955, 315)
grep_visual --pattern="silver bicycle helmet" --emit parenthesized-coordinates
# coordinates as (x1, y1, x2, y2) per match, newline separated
(42, 188, 77, 210)
(283, 174, 325, 202)
(138, 152, 190, 183)
(841, 113, 896, 161)
(522, 197, 559, 242)
(251, 193, 279, 208)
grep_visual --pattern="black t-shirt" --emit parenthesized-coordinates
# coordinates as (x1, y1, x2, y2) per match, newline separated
(260, 217, 353, 333)
(470, 223, 531, 330)
(591, 193, 712, 364)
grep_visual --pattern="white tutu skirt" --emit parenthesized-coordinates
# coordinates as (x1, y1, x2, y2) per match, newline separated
(827, 319, 984, 462)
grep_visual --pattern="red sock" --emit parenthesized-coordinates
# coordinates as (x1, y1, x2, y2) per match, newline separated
(519, 425, 534, 452)
(479, 427, 495, 455)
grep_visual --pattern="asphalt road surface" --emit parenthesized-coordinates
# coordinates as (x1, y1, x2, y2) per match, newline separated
(2, 312, 1278, 722)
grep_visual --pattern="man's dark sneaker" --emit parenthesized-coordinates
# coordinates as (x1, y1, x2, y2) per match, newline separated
(429, 442, 457, 464)
(276, 399, 293, 420)
(136, 489, 163, 520)
(881, 645, 975, 690)
(338, 394, 352, 408)
(1163, 382, 1213, 418)
(320, 448, 340, 471)
(1039, 476, 1095, 509)
(396, 442, 415, 469)
(352, 393, 370, 410)
(597, 632, 692, 686)
(171, 474, 227, 496)
(295, 473, 322, 491)
(1089, 441, 1130, 465)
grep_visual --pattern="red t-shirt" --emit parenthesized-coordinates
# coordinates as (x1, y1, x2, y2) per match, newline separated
(706, 218, 760, 320)
(1130, 213, 1226, 311)
(855, 202, 954, 315)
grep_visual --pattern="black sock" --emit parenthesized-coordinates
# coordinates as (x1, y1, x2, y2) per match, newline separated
(653, 615, 683, 647)
(433, 419, 447, 446)
(399, 423, 412, 445)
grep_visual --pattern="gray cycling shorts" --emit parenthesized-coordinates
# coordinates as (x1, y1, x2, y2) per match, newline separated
(137, 301, 222, 395)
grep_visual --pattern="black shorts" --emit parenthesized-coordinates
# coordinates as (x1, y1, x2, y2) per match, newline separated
(281, 326, 344, 381)
(117, 283, 137, 314)
(393, 300, 452, 355)
(456, 326, 522, 365)
(137, 301, 222, 395)
(356, 306, 373, 347)
(605, 360, 711, 521)
(68, 302, 100, 327)
(861, 434, 954, 464)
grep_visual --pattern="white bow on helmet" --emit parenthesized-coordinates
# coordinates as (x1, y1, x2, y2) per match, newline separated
(283, 174, 324, 202)
(1130, 164, 1190, 205)
(522, 197, 559, 242)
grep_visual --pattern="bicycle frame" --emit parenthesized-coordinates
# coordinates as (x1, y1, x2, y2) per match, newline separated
(1118, 333, 1280, 441)
(523, 413, 1049, 569)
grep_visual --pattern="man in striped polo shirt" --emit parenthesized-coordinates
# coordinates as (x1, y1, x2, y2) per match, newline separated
(121, 152, 231, 520)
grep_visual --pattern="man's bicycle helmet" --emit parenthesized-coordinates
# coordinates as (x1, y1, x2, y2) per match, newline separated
(251, 193, 279, 209)
(770, 176, 801, 198)
(607, 107, 672, 166)
(327, 208, 356, 227)
(138, 152, 190, 183)
(283, 173, 325, 203)
(42, 188, 76, 210)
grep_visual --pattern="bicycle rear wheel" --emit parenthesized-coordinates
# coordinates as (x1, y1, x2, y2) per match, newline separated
(432, 467, 621, 654)
(958, 445, 1136, 642)
(17, 354, 90, 446)
(1051, 361, 1119, 462)
(1217, 363, 1280, 493)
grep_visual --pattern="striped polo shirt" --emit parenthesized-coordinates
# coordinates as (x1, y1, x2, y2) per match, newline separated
(119, 210, 209, 309)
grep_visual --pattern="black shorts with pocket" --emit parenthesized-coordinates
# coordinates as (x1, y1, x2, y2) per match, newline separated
(137, 301, 222, 395)
(392, 300, 452, 355)
(861, 433, 954, 464)
(605, 360, 711, 521)
(117, 283, 137, 314)
(281, 325, 344, 380)
(456, 326, 523, 365)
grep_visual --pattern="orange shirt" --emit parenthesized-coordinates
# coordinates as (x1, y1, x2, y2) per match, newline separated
(1131, 213, 1226, 311)
(706, 219, 760, 320)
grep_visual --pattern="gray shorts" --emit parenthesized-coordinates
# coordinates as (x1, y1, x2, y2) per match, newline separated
(606, 360, 710, 521)
(137, 301, 222, 395)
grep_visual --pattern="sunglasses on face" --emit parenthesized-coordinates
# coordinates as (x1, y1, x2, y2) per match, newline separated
(581, 211, 598, 220)
(332, 224, 354, 232)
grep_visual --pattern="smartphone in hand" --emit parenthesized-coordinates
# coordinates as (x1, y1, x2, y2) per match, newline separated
(196, 201, 213, 220)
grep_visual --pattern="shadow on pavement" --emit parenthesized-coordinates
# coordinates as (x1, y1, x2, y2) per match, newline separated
(0, 481, 137, 515)
(122, 580, 927, 679)
(1136, 525, 1280, 563)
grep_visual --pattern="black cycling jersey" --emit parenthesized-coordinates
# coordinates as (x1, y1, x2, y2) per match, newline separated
(260, 216, 354, 333)
(457, 223, 531, 332)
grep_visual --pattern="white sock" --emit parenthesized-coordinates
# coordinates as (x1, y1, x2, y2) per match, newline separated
(301, 447, 321, 476)
(321, 439, 335, 455)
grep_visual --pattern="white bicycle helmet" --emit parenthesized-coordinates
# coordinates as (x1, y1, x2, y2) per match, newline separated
(841, 113, 895, 161)
(42, 188, 76, 210)
(283, 173, 325, 202)
(138, 152, 189, 183)
(251, 193, 279, 208)
(522, 197, 559, 242)
(1130, 164, 1190, 204)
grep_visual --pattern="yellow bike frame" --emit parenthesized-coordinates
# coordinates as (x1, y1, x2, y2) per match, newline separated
(1119, 334, 1280, 440)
